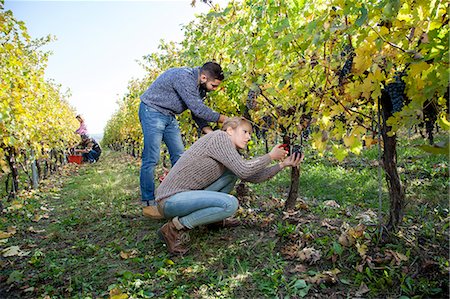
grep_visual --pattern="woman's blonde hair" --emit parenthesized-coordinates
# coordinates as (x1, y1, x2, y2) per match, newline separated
(221, 116, 253, 132)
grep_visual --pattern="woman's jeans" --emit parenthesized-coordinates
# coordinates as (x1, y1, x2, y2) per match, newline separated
(139, 102, 184, 204)
(163, 170, 239, 229)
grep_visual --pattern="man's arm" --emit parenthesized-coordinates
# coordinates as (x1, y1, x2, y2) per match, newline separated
(202, 114, 227, 133)
(174, 74, 220, 122)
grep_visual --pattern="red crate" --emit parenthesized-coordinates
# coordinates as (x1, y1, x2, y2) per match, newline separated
(68, 155, 83, 164)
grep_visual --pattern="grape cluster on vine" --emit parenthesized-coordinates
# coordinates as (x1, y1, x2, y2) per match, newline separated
(385, 73, 406, 113)
(246, 89, 259, 110)
(338, 45, 355, 85)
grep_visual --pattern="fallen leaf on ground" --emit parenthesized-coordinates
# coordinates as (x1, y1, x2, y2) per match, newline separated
(355, 282, 370, 296)
(2, 246, 31, 257)
(356, 209, 377, 224)
(119, 249, 139, 259)
(323, 200, 340, 208)
(28, 226, 46, 233)
(298, 247, 321, 264)
(385, 249, 408, 265)
(306, 268, 341, 284)
(280, 243, 300, 260)
(0, 231, 14, 239)
(321, 219, 339, 230)
(356, 242, 368, 258)
(339, 224, 366, 247)
(109, 287, 129, 299)
(288, 264, 308, 273)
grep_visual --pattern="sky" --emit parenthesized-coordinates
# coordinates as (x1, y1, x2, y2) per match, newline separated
(4, 0, 228, 134)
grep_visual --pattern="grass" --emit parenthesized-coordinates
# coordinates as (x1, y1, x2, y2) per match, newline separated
(0, 133, 448, 298)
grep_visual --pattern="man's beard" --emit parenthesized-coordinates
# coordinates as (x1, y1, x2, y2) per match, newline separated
(199, 82, 208, 92)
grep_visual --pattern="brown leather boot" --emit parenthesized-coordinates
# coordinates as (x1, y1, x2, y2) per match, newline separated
(207, 217, 241, 230)
(157, 219, 190, 255)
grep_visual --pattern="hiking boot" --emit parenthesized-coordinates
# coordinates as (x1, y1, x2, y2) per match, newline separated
(143, 205, 164, 220)
(207, 217, 241, 230)
(157, 220, 190, 255)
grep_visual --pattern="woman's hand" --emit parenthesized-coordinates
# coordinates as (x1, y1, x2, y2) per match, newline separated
(269, 144, 288, 161)
(280, 152, 304, 168)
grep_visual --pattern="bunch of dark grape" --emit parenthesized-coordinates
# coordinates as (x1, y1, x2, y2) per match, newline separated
(262, 115, 273, 127)
(385, 74, 406, 113)
(338, 53, 355, 85)
(340, 44, 354, 57)
(301, 126, 311, 141)
(246, 89, 259, 110)
(292, 144, 303, 158)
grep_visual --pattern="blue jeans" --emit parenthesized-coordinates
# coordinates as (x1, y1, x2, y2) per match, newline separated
(139, 102, 184, 204)
(83, 149, 100, 163)
(163, 170, 239, 229)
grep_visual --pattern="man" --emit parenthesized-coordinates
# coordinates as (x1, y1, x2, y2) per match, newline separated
(76, 134, 101, 163)
(139, 62, 228, 218)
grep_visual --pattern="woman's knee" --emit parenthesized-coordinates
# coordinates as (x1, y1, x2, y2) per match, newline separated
(223, 195, 239, 216)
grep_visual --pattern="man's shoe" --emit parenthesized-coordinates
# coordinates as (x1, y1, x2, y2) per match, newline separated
(207, 217, 241, 229)
(143, 205, 164, 220)
(157, 221, 190, 255)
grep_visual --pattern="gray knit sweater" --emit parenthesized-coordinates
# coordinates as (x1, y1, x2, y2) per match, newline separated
(156, 130, 282, 201)
(140, 67, 220, 129)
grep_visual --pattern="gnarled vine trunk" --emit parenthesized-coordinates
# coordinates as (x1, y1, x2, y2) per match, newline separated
(7, 147, 19, 198)
(380, 91, 406, 231)
(285, 166, 300, 210)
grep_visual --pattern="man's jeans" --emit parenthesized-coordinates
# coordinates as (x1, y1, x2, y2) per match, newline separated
(163, 170, 239, 229)
(83, 149, 100, 163)
(139, 102, 184, 204)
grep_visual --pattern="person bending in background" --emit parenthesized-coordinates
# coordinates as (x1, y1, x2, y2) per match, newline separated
(75, 114, 88, 136)
(75, 134, 102, 163)
(139, 62, 230, 218)
(154, 117, 303, 255)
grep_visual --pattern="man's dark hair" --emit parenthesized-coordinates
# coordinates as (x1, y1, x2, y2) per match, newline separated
(201, 62, 224, 81)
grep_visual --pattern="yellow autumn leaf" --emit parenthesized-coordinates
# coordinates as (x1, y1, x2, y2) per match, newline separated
(32, 215, 43, 222)
(109, 288, 128, 299)
(409, 61, 430, 76)
(119, 249, 138, 259)
(360, 77, 373, 99)
(0, 232, 12, 239)
(356, 243, 368, 258)
(313, 138, 327, 153)
(353, 126, 366, 136)
(379, 26, 389, 35)
(438, 112, 450, 131)
(332, 145, 348, 162)
(165, 258, 175, 265)
(428, 21, 441, 31)
(343, 135, 355, 147)
(363, 136, 375, 148)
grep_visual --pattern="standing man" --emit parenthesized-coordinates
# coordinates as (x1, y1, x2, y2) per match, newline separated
(139, 62, 228, 218)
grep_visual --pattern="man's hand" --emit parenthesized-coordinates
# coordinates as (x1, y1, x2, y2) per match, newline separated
(280, 152, 304, 168)
(218, 114, 228, 123)
(202, 126, 213, 134)
(269, 144, 288, 161)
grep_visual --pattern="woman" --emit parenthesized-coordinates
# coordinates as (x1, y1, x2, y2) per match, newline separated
(75, 115, 88, 136)
(155, 117, 303, 255)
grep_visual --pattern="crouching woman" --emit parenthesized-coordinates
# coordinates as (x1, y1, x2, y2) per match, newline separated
(155, 117, 303, 255)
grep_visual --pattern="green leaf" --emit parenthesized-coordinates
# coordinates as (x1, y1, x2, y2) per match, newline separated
(355, 6, 368, 27)
(417, 141, 449, 155)
(7, 270, 23, 284)
(293, 279, 307, 289)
